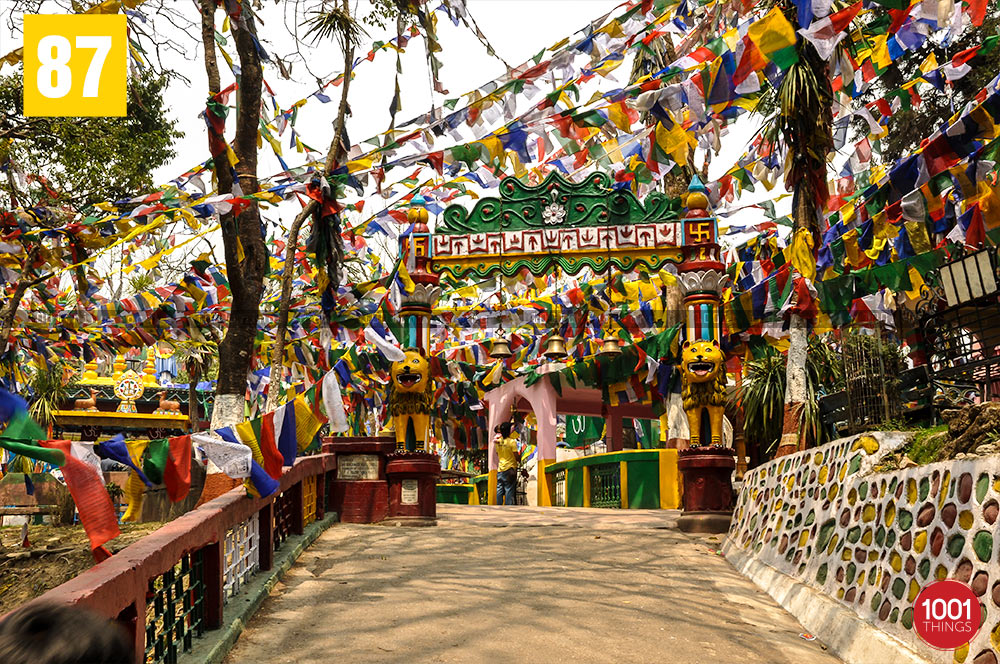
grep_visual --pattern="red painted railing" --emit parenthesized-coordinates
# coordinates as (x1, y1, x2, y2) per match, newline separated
(16, 453, 336, 664)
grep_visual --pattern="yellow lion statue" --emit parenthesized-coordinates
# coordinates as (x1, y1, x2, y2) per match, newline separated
(680, 339, 727, 446)
(387, 349, 435, 452)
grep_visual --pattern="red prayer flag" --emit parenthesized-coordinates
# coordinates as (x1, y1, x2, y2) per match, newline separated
(733, 36, 766, 86)
(165, 435, 192, 503)
(40, 440, 119, 555)
(966, 204, 986, 248)
(968, 0, 987, 26)
(952, 45, 981, 68)
(259, 412, 284, 479)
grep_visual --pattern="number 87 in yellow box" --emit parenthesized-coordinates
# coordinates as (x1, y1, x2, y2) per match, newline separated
(23, 14, 127, 117)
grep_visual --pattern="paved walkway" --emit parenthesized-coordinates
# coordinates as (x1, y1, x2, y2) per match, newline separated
(224, 505, 842, 664)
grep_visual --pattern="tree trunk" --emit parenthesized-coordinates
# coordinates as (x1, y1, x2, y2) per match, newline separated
(201, 0, 268, 429)
(777, 189, 814, 457)
(187, 361, 202, 432)
(266, 0, 355, 411)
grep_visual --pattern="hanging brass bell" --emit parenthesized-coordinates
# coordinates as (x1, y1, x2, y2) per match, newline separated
(490, 337, 513, 359)
(600, 336, 622, 356)
(543, 334, 568, 360)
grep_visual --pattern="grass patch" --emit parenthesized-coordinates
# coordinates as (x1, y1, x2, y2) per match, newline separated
(905, 424, 949, 465)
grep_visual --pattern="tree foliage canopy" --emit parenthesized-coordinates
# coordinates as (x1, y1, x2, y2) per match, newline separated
(858, 7, 1000, 164)
(0, 71, 182, 211)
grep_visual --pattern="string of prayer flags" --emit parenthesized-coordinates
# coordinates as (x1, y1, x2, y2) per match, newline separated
(95, 434, 153, 488)
(0, 390, 119, 556)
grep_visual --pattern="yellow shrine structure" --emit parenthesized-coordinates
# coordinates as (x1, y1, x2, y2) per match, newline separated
(53, 347, 192, 439)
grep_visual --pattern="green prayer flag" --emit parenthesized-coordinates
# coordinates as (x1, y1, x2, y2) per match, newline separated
(1, 410, 47, 444)
(143, 438, 170, 485)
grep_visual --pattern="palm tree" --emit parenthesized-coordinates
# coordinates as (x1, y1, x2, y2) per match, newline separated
(755, 2, 837, 456)
(737, 335, 843, 459)
(27, 360, 76, 438)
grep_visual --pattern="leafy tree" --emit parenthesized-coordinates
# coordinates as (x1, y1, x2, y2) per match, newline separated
(0, 72, 180, 373)
(755, 1, 837, 456)
(0, 71, 182, 210)
(856, 7, 1000, 164)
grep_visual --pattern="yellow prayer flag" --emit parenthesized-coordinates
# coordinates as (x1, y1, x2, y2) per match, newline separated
(347, 157, 373, 173)
(607, 102, 632, 133)
(871, 35, 891, 69)
(121, 439, 150, 523)
(918, 53, 939, 74)
(654, 119, 692, 167)
(478, 136, 504, 163)
(842, 228, 863, 267)
(747, 8, 796, 56)
(864, 237, 888, 261)
(789, 227, 816, 282)
(904, 266, 926, 301)
(263, 131, 282, 156)
(591, 58, 623, 77)
(293, 396, 323, 452)
(904, 221, 932, 254)
(484, 362, 502, 385)
(397, 261, 416, 293)
(596, 20, 624, 38)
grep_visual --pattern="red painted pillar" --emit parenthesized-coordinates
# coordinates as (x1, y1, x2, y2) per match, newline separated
(385, 453, 441, 523)
(326, 437, 393, 523)
(258, 502, 273, 572)
(290, 481, 304, 536)
(607, 408, 624, 452)
(315, 471, 327, 520)
(201, 540, 224, 630)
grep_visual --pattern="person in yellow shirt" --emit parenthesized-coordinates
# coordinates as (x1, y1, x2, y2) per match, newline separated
(495, 422, 520, 505)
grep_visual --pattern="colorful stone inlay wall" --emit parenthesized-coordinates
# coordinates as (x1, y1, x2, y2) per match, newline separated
(727, 431, 1000, 664)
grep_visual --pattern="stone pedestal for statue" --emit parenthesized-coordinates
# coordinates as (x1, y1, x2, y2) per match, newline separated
(677, 446, 735, 534)
(324, 437, 395, 523)
(385, 452, 441, 526)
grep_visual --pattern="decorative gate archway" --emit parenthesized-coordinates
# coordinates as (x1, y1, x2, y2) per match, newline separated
(429, 171, 715, 278)
(394, 172, 728, 505)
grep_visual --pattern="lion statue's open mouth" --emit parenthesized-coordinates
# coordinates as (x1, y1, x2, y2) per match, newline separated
(681, 339, 724, 384)
(396, 371, 422, 388)
(686, 361, 716, 377)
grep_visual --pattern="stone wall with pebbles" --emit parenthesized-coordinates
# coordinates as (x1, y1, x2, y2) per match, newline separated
(727, 430, 1000, 664)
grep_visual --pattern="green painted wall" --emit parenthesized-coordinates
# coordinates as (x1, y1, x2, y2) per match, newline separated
(546, 450, 661, 474)
(626, 461, 660, 509)
(437, 484, 472, 504)
(566, 467, 585, 507)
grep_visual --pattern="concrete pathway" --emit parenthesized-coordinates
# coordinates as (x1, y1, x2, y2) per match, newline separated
(224, 505, 842, 664)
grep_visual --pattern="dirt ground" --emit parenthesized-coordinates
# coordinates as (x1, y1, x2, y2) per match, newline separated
(0, 522, 163, 615)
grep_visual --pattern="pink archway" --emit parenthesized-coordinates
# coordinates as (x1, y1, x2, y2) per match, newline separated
(482, 367, 662, 505)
